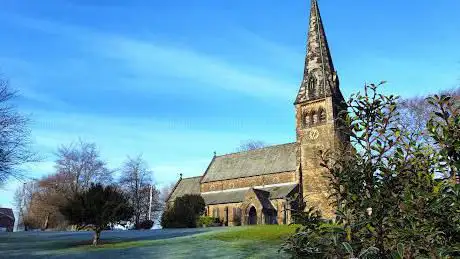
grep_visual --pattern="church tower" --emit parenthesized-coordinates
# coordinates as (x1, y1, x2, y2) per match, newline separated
(295, 0, 347, 218)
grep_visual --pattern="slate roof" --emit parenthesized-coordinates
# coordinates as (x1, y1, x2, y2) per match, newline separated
(201, 183, 298, 205)
(201, 142, 297, 183)
(167, 176, 201, 202)
(263, 184, 300, 199)
(253, 189, 275, 210)
(0, 208, 15, 229)
(0, 208, 14, 220)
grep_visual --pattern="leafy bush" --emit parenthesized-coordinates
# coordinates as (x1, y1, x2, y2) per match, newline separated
(161, 194, 205, 228)
(135, 219, 154, 230)
(197, 216, 221, 227)
(282, 83, 460, 258)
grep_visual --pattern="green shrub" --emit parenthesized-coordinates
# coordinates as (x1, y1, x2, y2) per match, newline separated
(197, 216, 213, 227)
(197, 216, 222, 227)
(161, 194, 205, 228)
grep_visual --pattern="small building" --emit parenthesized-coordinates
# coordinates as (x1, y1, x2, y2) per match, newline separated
(0, 208, 15, 232)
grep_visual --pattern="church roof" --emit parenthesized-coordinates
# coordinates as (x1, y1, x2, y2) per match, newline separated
(201, 142, 297, 183)
(167, 176, 201, 202)
(0, 208, 15, 229)
(252, 189, 276, 210)
(0, 208, 14, 221)
(201, 183, 298, 205)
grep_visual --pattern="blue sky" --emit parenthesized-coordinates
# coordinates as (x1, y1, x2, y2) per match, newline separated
(0, 0, 459, 210)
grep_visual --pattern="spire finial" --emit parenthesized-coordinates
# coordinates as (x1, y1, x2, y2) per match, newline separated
(179, 173, 183, 179)
(213, 151, 216, 157)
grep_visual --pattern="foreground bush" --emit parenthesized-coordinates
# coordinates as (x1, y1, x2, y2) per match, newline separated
(161, 194, 205, 228)
(282, 83, 460, 258)
(197, 216, 222, 227)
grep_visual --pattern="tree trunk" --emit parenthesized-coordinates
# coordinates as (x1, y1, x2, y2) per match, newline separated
(136, 212, 141, 227)
(92, 229, 101, 246)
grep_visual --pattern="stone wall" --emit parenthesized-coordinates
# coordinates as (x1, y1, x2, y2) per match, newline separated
(201, 171, 297, 192)
(296, 97, 338, 219)
(271, 198, 292, 225)
(206, 199, 291, 226)
(206, 203, 243, 226)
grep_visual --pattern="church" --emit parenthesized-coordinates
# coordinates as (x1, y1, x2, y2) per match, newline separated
(166, 0, 348, 226)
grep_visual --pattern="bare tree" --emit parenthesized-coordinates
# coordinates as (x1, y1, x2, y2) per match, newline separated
(13, 181, 38, 230)
(119, 155, 159, 226)
(237, 140, 267, 152)
(13, 174, 72, 231)
(32, 173, 71, 230)
(0, 78, 37, 185)
(54, 139, 112, 196)
(399, 87, 460, 143)
(160, 182, 176, 204)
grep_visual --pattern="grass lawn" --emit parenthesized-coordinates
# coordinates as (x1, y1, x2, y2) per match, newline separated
(0, 225, 298, 259)
(204, 224, 297, 243)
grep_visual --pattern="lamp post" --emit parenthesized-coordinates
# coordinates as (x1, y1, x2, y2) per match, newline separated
(148, 184, 153, 221)
(17, 182, 26, 231)
(17, 178, 38, 231)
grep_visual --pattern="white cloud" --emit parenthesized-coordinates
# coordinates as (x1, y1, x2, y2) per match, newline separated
(97, 36, 294, 100)
(5, 14, 295, 101)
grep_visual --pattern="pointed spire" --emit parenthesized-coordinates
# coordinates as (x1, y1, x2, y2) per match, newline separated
(295, 0, 339, 104)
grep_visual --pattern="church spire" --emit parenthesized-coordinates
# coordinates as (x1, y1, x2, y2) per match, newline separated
(295, 0, 339, 104)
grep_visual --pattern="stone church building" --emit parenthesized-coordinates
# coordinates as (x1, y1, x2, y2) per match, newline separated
(167, 0, 348, 226)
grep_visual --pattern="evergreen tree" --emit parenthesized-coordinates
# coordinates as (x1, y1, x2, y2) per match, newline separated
(60, 183, 133, 246)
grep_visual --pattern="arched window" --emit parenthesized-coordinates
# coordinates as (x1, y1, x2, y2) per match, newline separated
(310, 111, 317, 125)
(304, 112, 310, 127)
(318, 108, 326, 123)
(308, 76, 316, 98)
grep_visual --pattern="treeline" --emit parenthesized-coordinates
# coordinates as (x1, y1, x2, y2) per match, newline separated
(282, 83, 460, 258)
(14, 140, 171, 231)
(0, 77, 174, 245)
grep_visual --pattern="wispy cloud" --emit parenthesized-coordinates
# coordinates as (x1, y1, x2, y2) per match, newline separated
(98, 36, 294, 100)
(5, 14, 295, 101)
